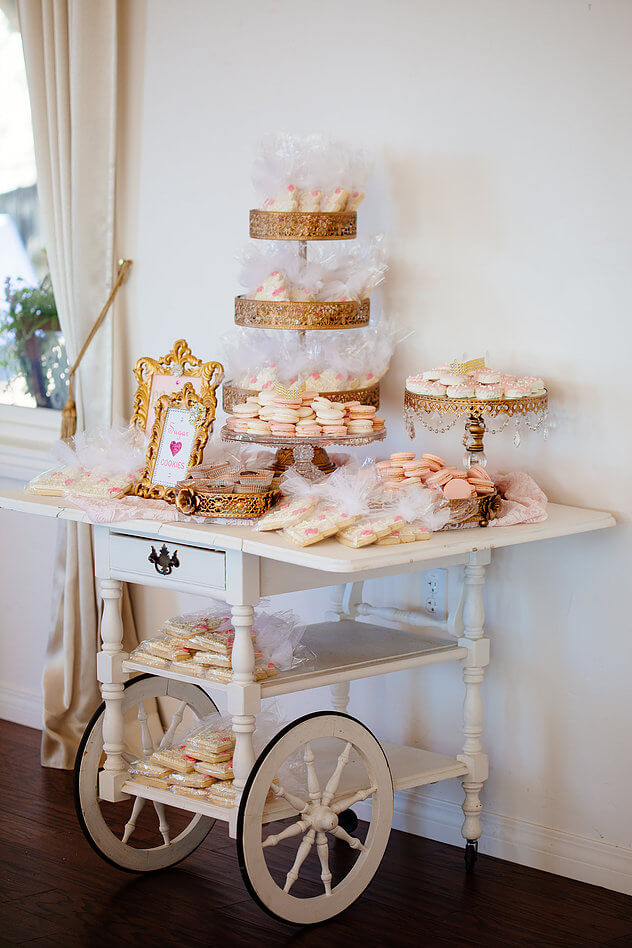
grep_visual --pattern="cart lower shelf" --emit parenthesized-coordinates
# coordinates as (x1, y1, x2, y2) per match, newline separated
(122, 739, 468, 825)
(123, 619, 468, 697)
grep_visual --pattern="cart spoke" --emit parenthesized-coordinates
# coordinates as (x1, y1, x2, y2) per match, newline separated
(303, 743, 321, 804)
(138, 702, 154, 756)
(262, 819, 308, 848)
(122, 795, 146, 844)
(153, 801, 170, 845)
(316, 831, 332, 896)
(331, 785, 377, 814)
(321, 741, 353, 806)
(284, 828, 315, 893)
(269, 781, 309, 814)
(159, 699, 187, 749)
(329, 824, 366, 851)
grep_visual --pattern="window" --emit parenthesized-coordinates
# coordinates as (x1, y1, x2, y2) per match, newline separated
(0, 7, 68, 410)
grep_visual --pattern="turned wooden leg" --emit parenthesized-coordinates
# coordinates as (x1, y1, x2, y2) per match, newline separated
(457, 550, 490, 847)
(97, 579, 129, 801)
(229, 604, 257, 793)
(331, 680, 351, 713)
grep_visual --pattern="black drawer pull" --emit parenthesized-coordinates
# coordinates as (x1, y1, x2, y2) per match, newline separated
(148, 544, 180, 576)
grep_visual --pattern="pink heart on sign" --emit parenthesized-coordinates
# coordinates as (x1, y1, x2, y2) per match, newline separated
(170, 441, 182, 456)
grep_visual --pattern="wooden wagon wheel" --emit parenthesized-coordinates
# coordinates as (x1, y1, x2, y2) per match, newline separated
(74, 674, 218, 872)
(237, 712, 393, 925)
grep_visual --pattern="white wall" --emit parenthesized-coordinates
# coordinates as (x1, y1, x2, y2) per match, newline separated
(2, 0, 631, 895)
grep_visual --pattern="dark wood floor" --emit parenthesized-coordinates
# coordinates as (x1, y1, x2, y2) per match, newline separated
(1, 719, 631, 947)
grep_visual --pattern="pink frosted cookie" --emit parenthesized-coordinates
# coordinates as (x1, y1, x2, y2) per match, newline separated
(422, 369, 442, 381)
(473, 370, 501, 384)
(345, 190, 365, 211)
(438, 372, 463, 386)
(446, 384, 476, 398)
(298, 188, 321, 211)
(258, 498, 316, 531)
(504, 382, 531, 398)
(262, 184, 299, 211)
(321, 187, 349, 212)
(253, 270, 289, 301)
(475, 384, 504, 400)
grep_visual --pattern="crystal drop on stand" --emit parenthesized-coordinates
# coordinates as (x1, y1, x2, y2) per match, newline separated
(513, 430, 521, 447)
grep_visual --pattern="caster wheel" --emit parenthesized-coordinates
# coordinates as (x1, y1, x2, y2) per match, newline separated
(337, 808, 359, 834)
(465, 840, 478, 873)
(237, 711, 393, 926)
(74, 673, 218, 872)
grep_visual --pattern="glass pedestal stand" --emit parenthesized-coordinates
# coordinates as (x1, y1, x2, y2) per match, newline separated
(221, 426, 386, 481)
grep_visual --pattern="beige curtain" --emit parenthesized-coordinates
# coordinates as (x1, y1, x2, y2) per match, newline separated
(19, 0, 134, 767)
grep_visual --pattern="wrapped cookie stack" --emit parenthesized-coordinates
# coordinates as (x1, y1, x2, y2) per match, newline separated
(128, 717, 239, 808)
(128, 608, 278, 682)
(221, 134, 389, 478)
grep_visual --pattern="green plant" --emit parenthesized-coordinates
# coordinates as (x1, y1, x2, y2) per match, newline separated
(1, 274, 59, 366)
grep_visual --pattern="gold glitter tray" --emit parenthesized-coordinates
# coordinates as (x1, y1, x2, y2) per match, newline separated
(223, 380, 380, 413)
(234, 295, 370, 330)
(404, 389, 548, 419)
(249, 209, 357, 241)
(175, 485, 281, 519)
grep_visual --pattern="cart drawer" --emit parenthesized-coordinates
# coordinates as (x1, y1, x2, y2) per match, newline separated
(109, 533, 225, 591)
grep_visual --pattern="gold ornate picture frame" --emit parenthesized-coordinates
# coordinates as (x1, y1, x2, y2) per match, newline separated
(131, 338, 224, 436)
(134, 383, 215, 502)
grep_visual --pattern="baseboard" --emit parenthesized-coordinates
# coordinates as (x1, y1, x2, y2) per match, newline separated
(0, 681, 43, 730)
(356, 788, 632, 896)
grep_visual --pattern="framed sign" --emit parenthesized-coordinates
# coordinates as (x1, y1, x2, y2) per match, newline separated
(131, 338, 223, 436)
(134, 383, 214, 502)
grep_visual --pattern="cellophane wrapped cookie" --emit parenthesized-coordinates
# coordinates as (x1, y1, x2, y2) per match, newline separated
(281, 463, 383, 547)
(252, 133, 371, 212)
(128, 598, 309, 678)
(238, 237, 386, 303)
(28, 423, 147, 499)
(221, 317, 404, 394)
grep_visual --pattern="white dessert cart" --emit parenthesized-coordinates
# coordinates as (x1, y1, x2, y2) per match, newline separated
(0, 490, 613, 925)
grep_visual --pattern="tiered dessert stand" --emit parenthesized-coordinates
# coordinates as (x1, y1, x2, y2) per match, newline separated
(404, 388, 549, 468)
(221, 208, 386, 477)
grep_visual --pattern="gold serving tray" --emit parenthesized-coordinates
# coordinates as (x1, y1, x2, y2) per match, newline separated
(234, 295, 370, 330)
(175, 485, 281, 519)
(249, 209, 357, 241)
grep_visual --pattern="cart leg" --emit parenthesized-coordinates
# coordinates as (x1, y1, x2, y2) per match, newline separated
(457, 550, 490, 869)
(228, 603, 258, 794)
(97, 579, 130, 802)
(331, 680, 350, 713)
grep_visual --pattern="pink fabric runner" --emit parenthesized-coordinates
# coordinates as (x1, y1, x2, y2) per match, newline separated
(489, 471, 548, 527)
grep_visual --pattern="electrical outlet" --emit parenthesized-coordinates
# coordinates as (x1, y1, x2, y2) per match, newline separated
(421, 568, 447, 619)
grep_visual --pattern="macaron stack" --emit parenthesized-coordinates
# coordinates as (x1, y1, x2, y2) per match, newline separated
(376, 452, 495, 500)
(406, 367, 546, 400)
(225, 391, 385, 440)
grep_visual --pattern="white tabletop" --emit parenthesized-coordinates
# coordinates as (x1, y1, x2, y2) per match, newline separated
(0, 489, 615, 574)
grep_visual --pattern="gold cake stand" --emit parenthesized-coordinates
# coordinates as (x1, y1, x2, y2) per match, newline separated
(221, 426, 386, 478)
(404, 389, 549, 466)
(222, 380, 380, 414)
(249, 209, 357, 241)
(234, 295, 370, 330)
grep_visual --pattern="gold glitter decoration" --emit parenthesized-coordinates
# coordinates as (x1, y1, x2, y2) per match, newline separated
(443, 492, 502, 530)
(234, 295, 370, 330)
(222, 381, 380, 413)
(175, 486, 281, 519)
(249, 209, 357, 241)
